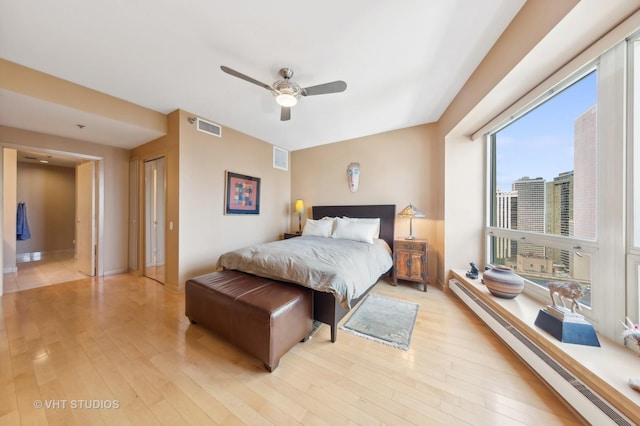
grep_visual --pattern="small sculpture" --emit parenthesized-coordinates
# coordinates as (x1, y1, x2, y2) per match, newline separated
(347, 162, 360, 192)
(548, 281, 584, 313)
(466, 262, 479, 279)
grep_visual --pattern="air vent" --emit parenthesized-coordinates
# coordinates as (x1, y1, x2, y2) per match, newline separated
(196, 117, 222, 137)
(273, 146, 288, 171)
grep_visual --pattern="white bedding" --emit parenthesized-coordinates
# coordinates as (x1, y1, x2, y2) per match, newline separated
(218, 236, 393, 309)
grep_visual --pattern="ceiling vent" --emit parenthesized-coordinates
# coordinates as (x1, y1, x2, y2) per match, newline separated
(273, 146, 288, 170)
(196, 117, 222, 137)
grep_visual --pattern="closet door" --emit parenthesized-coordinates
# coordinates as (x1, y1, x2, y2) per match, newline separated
(144, 157, 165, 283)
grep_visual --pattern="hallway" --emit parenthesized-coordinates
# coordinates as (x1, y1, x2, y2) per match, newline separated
(2, 250, 87, 293)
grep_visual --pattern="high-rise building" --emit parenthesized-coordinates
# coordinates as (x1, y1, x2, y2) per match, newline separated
(513, 176, 546, 257)
(546, 171, 574, 272)
(495, 189, 518, 260)
(574, 105, 597, 241)
(573, 105, 597, 282)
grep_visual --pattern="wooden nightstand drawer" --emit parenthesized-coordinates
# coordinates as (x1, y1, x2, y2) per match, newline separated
(395, 241, 427, 252)
(393, 239, 428, 292)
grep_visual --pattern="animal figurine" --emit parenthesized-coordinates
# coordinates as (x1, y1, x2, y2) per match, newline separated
(466, 262, 479, 279)
(548, 281, 584, 313)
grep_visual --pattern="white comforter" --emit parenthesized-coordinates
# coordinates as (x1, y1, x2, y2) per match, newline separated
(218, 236, 393, 309)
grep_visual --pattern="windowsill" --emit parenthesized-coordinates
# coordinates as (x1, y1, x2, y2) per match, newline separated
(450, 269, 640, 423)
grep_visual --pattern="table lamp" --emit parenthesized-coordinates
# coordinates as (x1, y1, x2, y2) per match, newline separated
(398, 203, 425, 240)
(294, 199, 305, 233)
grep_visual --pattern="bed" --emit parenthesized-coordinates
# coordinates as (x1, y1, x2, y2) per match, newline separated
(219, 204, 396, 342)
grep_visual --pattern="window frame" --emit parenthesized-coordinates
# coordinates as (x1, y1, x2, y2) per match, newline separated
(626, 33, 640, 326)
(484, 44, 627, 336)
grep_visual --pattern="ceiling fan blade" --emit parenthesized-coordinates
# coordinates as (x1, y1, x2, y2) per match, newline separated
(280, 107, 291, 121)
(302, 80, 347, 96)
(220, 66, 273, 92)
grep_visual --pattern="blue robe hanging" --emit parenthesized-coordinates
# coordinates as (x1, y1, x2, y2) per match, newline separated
(17, 202, 31, 240)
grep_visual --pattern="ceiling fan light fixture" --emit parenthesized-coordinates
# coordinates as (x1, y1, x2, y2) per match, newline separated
(220, 65, 346, 121)
(276, 92, 298, 107)
(273, 78, 301, 107)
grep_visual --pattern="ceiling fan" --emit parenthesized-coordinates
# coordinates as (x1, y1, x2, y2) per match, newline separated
(220, 65, 347, 121)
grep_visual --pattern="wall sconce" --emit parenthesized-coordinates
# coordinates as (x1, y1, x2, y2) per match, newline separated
(294, 199, 305, 233)
(398, 203, 425, 240)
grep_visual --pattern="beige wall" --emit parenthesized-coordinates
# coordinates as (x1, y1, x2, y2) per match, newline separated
(291, 124, 440, 285)
(178, 110, 291, 287)
(132, 109, 291, 291)
(15, 162, 75, 254)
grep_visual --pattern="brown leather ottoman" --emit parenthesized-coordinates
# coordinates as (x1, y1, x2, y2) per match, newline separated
(185, 270, 312, 372)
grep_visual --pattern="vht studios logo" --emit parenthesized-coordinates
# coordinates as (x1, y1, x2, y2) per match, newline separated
(34, 399, 120, 409)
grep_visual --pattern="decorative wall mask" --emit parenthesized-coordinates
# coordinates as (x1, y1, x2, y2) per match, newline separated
(347, 162, 360, 192)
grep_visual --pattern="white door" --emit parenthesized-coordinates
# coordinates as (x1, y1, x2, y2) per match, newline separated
(144, 157, 165, 283)
(77, 161, 96, 276)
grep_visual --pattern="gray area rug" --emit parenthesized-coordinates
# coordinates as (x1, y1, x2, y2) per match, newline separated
(340, 293, 419, 350)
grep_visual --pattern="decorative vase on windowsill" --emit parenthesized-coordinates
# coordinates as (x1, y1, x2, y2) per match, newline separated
(482, 265, 524, 299)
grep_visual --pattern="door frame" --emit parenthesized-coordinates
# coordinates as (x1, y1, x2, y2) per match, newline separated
(143, 155, 166, 283)
(0, 145, 104, 295)
(132, 150, 168, 283)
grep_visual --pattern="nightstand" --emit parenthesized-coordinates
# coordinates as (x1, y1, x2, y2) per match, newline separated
(393, 239, 428, 291)
(284, 232, 301, 239)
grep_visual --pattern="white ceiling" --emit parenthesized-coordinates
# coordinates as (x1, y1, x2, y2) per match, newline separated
(0, 0, 525, 152)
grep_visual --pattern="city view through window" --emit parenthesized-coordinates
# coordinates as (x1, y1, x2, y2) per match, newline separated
(490, 71, 597, 306)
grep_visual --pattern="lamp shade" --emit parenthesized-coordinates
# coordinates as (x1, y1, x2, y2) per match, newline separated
(294, 199, 305, 213)
(398, 204, 425, 218)
(398, 203, 425, 240)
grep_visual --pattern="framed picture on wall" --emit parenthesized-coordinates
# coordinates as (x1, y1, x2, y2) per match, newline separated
(225, 171, 261, 215)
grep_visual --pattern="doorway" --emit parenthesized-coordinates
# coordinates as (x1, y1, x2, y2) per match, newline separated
(1, 148, 100, 294)
(144, 156, 165, 284)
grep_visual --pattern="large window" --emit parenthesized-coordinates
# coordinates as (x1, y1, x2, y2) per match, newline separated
(488, 71, 597, 308)
(483, 28, 638, 342)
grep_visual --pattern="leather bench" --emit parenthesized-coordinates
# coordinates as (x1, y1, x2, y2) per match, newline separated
(185, 270, 312, 372)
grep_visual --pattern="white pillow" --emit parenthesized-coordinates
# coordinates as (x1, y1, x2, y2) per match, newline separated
(341, 216, 380, 239)
(332, 217, 378, 244)
(301, 218, 334, 237)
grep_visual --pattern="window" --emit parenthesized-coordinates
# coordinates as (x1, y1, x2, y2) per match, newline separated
(487, 71, 598, 309)
(481, 29, 637, 342)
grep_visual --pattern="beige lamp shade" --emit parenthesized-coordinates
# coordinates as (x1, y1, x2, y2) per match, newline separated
(398, 203, 425, 240)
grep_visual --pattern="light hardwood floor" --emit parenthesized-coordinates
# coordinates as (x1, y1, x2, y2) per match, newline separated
(3, 251, 88, 294)
(0, 273, 585, 425)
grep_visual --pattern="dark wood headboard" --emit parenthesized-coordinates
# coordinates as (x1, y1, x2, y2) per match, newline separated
(312, 204, 396, 248)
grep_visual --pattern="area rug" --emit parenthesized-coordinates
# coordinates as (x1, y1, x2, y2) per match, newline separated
(340, 293, 419, 350)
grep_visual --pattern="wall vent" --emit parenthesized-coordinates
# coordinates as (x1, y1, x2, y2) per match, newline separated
(273, 146, 288, 171)
(449, 279, 634, 425)
(196, 117, 222, 137)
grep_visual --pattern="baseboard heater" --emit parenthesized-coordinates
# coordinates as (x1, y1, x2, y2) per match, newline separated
(449, 278, 633, 426)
